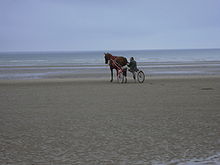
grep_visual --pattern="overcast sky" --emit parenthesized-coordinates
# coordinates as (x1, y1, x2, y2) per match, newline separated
(1, 0, 220, 51)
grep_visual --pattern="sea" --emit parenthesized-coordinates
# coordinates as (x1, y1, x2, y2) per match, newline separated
(0, 49, 220, 80)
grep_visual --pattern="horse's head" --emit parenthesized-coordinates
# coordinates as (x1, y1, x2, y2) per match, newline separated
(104, 53, 112, 64)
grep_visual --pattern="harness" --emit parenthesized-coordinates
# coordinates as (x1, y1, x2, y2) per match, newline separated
(110, 56, 122, 70)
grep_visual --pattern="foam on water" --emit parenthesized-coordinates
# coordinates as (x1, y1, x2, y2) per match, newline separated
(152, 152, 220, 165)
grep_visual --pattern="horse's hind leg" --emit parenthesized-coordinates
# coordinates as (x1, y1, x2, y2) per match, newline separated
(116, 69, 119, 81)
(123, 69, 127, 83)
(110, 68, 113, 82)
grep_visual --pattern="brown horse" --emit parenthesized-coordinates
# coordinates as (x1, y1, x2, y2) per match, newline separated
(104, 53, 128, 82)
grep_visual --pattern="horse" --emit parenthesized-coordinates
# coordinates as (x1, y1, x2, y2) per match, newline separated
(104, 53, 128, 82)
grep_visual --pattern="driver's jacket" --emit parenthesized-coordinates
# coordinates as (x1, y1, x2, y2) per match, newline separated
(127, 60, 138, 72)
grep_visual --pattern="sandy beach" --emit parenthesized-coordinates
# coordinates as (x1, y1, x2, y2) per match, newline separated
(0, 76, 220, 165)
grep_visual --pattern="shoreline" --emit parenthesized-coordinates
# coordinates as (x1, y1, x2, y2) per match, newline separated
(1, 60, 220, 80)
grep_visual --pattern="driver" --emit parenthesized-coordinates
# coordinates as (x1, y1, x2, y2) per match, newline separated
(127, 57, 139, 80)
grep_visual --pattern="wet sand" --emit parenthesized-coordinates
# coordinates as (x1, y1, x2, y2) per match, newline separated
(0, 77, 220, 164)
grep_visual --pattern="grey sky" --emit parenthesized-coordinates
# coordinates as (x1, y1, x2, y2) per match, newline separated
(1, 0, 220, 51)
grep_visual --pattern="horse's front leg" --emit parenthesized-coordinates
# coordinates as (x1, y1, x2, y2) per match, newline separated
(110, 68, 113, 82)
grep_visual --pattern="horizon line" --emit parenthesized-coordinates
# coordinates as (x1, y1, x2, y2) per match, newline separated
(0, 47, 220, 53)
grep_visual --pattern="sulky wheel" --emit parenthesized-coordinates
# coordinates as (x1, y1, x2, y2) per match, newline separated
(137, 70, 145, 83)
